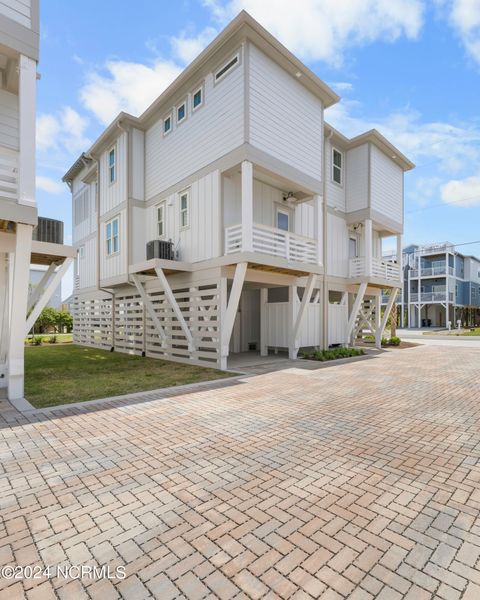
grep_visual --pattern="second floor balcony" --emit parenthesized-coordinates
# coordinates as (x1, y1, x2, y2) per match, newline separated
(409, 291, 454, 303)
(350, 256, 401, 283)
(410, 265, 454, 278)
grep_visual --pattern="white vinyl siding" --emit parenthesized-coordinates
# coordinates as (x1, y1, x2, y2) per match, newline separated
(325, 139, 346, 211)
(248, 44, 323, 181)
(99, 132, 127, 216)
(370, 145, 403, 225)
(76, 237, 96, 290)
(0, 0, 31, 28)
(72, 180, 97, 245)
(346, 144, 368, 213)
(0, 89, 19, 150)
(100, 208, 127, 281)
(145, 67, 244, 199)
(327, 213, 349, 277)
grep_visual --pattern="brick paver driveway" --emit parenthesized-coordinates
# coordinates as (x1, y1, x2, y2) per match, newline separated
(1, 346, 480, 599)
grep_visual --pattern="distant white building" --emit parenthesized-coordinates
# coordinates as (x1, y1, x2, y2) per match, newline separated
(29, 266, 62, 309)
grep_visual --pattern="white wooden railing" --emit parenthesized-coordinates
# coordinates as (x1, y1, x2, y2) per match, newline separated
(350, 257, 401, 282)
(409, 292, 454, 303)
(410, 266, 454, 277)
(0, 147, 18, 202)
(225, 223, 318, 265)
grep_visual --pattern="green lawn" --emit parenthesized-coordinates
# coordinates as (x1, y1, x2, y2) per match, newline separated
(25, 333, 73, 345)
(25, 345, 232, 409)
(460, 328, 480, 336)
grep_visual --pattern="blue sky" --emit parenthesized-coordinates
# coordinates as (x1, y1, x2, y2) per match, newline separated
(36, 1, 480, 298)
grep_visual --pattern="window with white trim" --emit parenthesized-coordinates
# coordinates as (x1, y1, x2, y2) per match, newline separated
(177, 100, 187, 124)
(106, 216, 119, 256)
(163, 113, 172, 135)
(108, 147, 116, 184)
(276, 208, 290, 232)
(332, 148, 343, 185)
(215, 53, 239, 82)
(156, 202, 166, 238)
(179, 190, 189, 229)
(192, 85, 203, 110)
(349, 237, 357, 259)
(78, 245, 85, 259)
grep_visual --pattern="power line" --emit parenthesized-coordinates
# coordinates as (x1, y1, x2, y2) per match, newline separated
(406, 193, 480, 214)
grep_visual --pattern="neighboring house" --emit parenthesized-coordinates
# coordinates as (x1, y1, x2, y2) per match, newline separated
(64, 11, 414, 370)
(0, 1, 75, 400)
(30, 266, 62, 309)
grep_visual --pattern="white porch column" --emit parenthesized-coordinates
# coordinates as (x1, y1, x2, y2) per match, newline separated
(260, 288, 268, 356)
(288, 285, 298, 359)
(241, 161, 253, 252)
(313, 195, 323, 265)
(365, 219, 373, 277)
(18, 55, 37, 207)
(374, 293, 382, 348)
(8, 224, 33, 399)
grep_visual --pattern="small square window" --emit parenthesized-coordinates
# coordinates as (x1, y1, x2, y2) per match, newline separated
(163, 114, 172, 135)
(193, 87, 203, 110)
(177, 102, 186, 124)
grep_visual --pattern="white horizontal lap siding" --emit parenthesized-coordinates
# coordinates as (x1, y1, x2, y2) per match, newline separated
(326, 140, 345, 212)
(346, 144, 368, 213)
(327, 213, 349, 277)
(0, 0, 31, 28)
(248, 44, 323, 181)
(145, 67, 244, 199)
(72, 182, 95, 243)
(77, 237, 96, 290)
(0, 89, 19, 150)
(370, 146, 403, 224)
(100, 208, 126, 280)
(146, 170, 221, 262)
(99, 131, 127, 216)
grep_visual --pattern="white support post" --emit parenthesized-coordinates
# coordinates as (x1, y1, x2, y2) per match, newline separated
(219, 277, 228, 369)
(288, 285, 298, 359)
(292, 275, 316, 353)
(8, 224, 33, 400)
(154, 267, 195, 353)
(0, 253, 9, 385)
(260, 287, 268, 357)
(221, 262, 247, 358)
(131, 274, 167, 345)
(396, 235, 402, 269)
(313, 195, 323, 266)
(241, 161, 253, 252)
(18, 55, 37, 207)
(378, 288, 399, 342)
(27, 262, 57, 312)
(365, 219, 373, 278)
(25, 258, 73, 336)
(374, 293, 382, 348)
(347, 282, 367, 344)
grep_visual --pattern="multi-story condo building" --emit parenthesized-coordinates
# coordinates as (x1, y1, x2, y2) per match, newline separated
(405, 242, 480, 328)
(0, 1, 74, 400)
(64, 11, 414, 370)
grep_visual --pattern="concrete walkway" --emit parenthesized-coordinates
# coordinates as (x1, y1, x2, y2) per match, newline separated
(1, 345, 480, 599)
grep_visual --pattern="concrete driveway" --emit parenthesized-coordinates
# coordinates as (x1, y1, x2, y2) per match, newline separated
(1, 345, 480, 599)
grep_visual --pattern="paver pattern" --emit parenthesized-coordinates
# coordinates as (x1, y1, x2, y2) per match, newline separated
(1, 345, 480, 599)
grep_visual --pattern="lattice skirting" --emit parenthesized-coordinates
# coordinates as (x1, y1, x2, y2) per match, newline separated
(73, 281, 221, 367)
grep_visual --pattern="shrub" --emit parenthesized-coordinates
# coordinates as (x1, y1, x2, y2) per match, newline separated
(48, 335, 57, 344)
(33, 335, 43, 346)
(381, 337, 388, 346)
(302, 347, 365, 362)
(363, 335, 375, 343)
(389, 336, 401, 346)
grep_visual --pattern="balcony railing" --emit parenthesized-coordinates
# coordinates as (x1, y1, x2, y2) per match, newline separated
(225, 223, 318, 265)
(0, 147, 18, 202)
(349, 257, 401, 282)
(410, 266, 454, 277)
(381, 294, 403, 304)
(409, 292, 454, 303)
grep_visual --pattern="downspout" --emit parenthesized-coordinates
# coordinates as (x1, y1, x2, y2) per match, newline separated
(85, 151, 115, 351)
(117, 121, 130, 276)
(322, 129, 333, 349)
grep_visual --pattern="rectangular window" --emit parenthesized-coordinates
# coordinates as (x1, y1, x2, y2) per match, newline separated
(106, 216, 119, 256)
(163, 114, 172, 135)
(78, 245, 85, 259)
(332, 149, 343, 185)
(180, 190, 189, 229)
(192, 86, 203, 110)
(177, 101, 186, 124)
(349, 237, 357, 259)
(215, 53, 239, 82)
(109, 147, 116, 184)
(276, 209, 289, 232)
(157, 203, 165, 238)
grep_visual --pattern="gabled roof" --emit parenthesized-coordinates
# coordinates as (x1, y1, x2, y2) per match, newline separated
(324, 122, 415, 172)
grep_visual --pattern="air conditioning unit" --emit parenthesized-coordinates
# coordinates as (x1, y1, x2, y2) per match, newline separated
(33, 217, 64, 244)
(146, 239, 175, 261)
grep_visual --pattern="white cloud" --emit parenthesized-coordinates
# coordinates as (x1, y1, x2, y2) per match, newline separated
(36, 175, 64, 194)
(36, 107, 90, 154)
(329, 81, 354, 92)
(170, 26, 217, 64)
(442, 0, 480, 64)
(441, 175, 480, 207)
(80, 59, 182, 125)
(202, 0, 425, 65)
